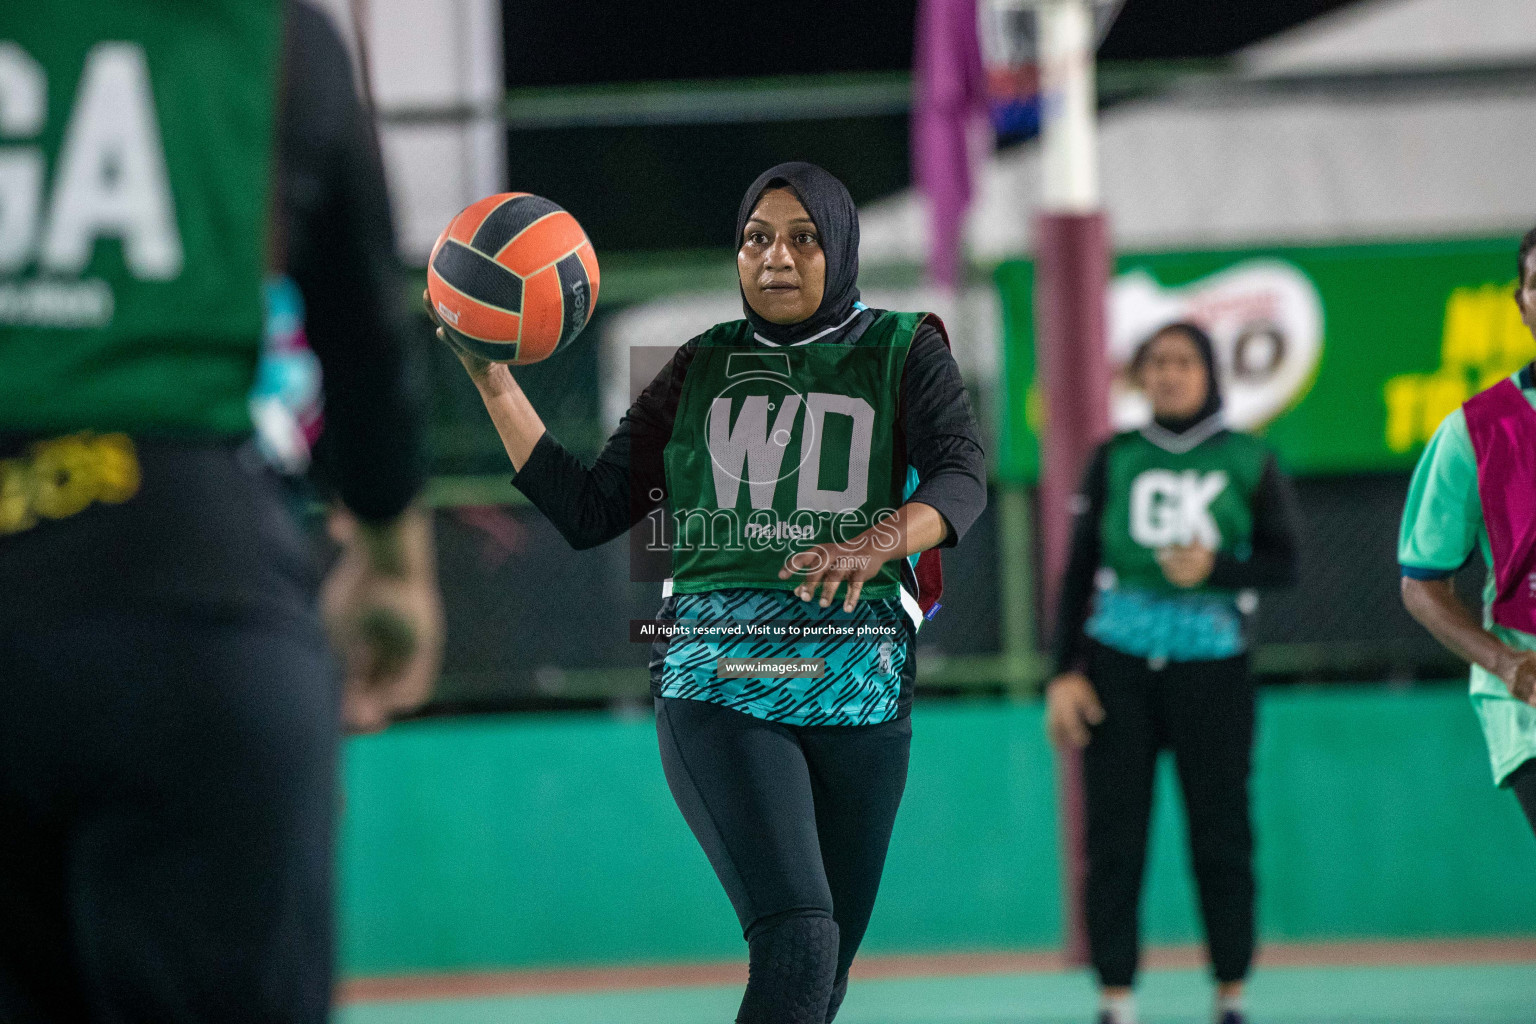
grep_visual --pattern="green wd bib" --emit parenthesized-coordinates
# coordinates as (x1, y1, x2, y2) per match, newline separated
(0, 0, 281, 434)
(664, 311, 922, 597)
(1099, 428, 1269, 594)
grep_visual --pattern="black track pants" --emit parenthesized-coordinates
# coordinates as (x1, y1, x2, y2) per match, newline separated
(1081, 641, 1256, 989)
(655, 696, 911, 1023)
(1506, 758, 1536, 838)
(0, 612, 338, 1024)
(0, 443, 338, 1024)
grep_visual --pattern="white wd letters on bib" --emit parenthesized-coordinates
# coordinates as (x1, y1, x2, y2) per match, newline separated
(707, 392, 874, 513)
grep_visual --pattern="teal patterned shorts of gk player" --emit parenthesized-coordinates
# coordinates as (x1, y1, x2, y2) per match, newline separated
(1085, 585, 1247, 664)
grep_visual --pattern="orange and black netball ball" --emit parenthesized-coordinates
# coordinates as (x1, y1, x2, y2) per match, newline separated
(426, 192, 600, 364)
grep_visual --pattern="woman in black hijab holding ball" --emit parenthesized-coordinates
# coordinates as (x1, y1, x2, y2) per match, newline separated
(435, 163, 986, 1022)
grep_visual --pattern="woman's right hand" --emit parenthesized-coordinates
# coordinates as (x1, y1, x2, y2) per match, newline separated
(1495, 647, 1536, 705)
(424, 288, 503, 388)
(423, 289, 546, 471)
(1045, 672, 1105, 749)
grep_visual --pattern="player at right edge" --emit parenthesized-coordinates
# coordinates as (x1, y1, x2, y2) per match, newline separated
(1400, 226, 1536, 837)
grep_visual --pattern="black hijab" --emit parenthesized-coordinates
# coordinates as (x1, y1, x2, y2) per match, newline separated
(1130, 321, 1223, 433)
(733, 162, 862, 345)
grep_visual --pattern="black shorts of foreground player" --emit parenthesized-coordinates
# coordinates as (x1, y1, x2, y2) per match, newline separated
(1045, 324, 1300, 1024)
(438, 162, 986, 1023)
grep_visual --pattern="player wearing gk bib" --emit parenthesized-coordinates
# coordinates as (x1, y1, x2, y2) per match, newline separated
(0, 3, 439, 1020)
(1400, 228, 1536, 835)
(437, 163, 986, 1024)
(1046, 324, 1299, 1024)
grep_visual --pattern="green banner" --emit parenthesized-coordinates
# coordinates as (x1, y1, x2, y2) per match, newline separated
(997, 236, 1535, 482)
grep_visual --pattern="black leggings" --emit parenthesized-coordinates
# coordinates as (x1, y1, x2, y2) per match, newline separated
(655, 696, 911, 1024)
(1082, 641, 1255, 989)
(1506, 759, 1536, 837)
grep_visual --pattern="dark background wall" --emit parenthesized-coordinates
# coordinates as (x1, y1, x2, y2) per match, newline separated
(495, 0, 1366, 252)
(502, 119, 913, 253)
(500, 0, 1364, 87)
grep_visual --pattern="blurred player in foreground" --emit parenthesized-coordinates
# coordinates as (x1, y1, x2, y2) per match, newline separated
(0, 2, 440, 1020)
(1400, 228, 1536, 837)
(437, 162, 986, 1023)
(1046, 324, 1300, 1024)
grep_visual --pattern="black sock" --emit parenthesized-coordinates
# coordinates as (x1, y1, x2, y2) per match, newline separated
(824, 972, 849, 1022)
(1509, 759, 1536, 837)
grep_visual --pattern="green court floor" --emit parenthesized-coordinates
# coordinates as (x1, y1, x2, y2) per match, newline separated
(340, 962, 1536, 1024)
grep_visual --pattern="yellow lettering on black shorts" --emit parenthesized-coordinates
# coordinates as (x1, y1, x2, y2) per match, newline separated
(0, 433, 141, 536)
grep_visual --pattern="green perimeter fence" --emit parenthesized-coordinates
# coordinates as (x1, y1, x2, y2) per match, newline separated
(338, 684, 1535, 977)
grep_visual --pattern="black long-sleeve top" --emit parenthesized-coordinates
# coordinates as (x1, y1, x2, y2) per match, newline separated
(278, 0, 427, 522)
(1050, 432, 1301, 676)
(512, 314, 988, 556)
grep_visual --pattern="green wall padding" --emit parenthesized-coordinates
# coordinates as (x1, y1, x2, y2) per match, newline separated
(339, 687, 1536, 975)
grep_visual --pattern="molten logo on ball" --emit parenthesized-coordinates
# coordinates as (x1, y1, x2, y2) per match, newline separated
(426, 192, 601, 365)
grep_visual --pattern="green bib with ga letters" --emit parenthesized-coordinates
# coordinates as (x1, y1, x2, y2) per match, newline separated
(1099, 427, 1270, 594)
(663, 312, 921, 597)
(0, 0, 281, 434)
